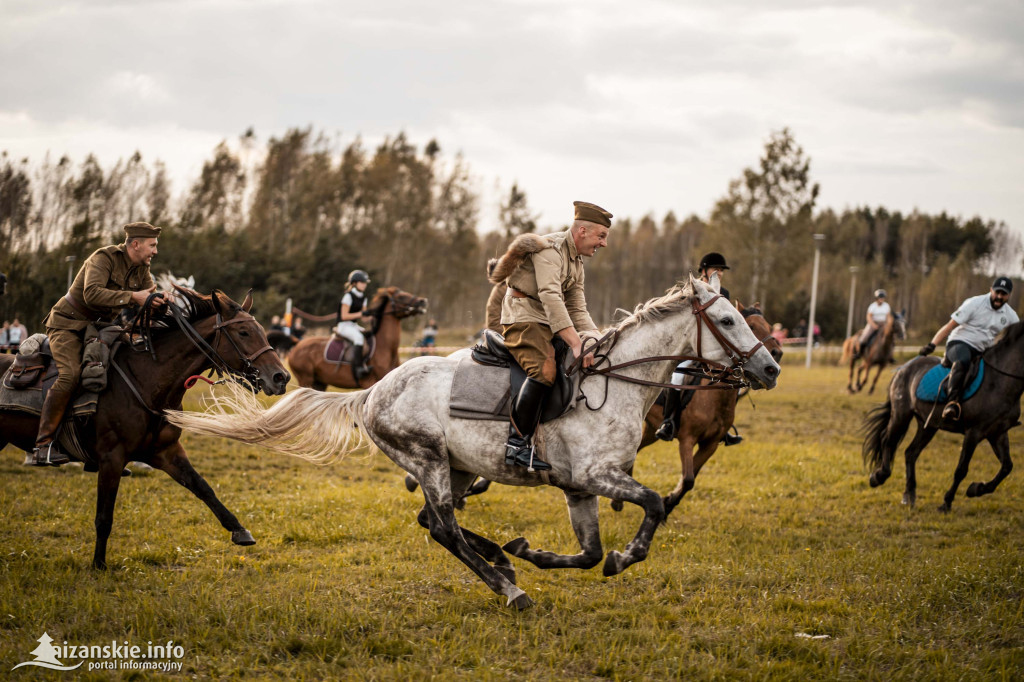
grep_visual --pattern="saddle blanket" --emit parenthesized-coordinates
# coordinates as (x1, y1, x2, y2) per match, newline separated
(324, 335, 376, 364)
(915, 361, 984, 403)
(449, 355, 513, 421)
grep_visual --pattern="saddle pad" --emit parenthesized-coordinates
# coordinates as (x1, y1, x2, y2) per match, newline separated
(916, 361, 984, 403)
(0, 377, 99, 419)
(324, 335, 349, 363)
(449, 355, 512, 421)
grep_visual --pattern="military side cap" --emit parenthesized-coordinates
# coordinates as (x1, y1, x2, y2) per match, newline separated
(573, 201, 613, 228)
(124, 222, 162, 239)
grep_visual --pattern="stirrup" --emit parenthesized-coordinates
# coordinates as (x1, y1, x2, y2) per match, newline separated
(942, 401, 962, 421)
(32, 442, 70, 467)
(655, 419, 677, 442)
(505, 443, 551, 472)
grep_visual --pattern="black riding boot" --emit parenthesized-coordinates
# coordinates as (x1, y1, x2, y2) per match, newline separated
(33, 387, 73, 466)
(505, 378, 551, 471)
(942, 361, 969, 420)
(352, 345, 371, 382)
(655, 385, 696, 441)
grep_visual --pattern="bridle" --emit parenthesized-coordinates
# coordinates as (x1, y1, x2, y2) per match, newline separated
(127, 293, 275, 391)
(572, 293, 768, 393)
(364, 291, 426, 334)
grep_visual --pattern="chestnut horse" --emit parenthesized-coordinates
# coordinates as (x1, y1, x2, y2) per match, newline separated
(0, 289, 290, 569)
(620, 303, 783, 516)
(841, 311, 907, 394)
(287, 287, 427, 390)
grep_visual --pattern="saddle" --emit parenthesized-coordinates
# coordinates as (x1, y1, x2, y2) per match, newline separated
(324, 334, 377, 365)
(449, 330, 577, 422)
(915, 357, 985, 403)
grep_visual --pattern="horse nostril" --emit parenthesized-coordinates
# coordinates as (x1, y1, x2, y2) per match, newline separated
(273, 372, 288, 386)
(765, 365, 778, 377)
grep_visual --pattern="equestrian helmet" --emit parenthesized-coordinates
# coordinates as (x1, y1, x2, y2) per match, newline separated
(348, 269, 370, 285)
(699, 252, 730, 271)
(874, 289, 887, 298)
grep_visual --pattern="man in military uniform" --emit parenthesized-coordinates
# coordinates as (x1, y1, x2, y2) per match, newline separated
(488, 200, 611, 471)
(32, 222, 167, 466)
(655, 252, 740, 443)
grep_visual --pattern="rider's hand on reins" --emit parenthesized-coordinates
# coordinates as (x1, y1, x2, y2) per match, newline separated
(919, 342, 935, 356)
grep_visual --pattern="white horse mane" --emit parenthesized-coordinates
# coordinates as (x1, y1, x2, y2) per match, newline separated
(611, 281, 695, 333)
(155, 272, 196, 311)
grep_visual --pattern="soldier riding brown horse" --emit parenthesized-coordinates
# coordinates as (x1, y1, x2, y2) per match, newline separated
(0, 287, 289, 568)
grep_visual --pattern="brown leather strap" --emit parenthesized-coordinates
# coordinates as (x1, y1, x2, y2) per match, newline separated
(510, 287, 538, 301)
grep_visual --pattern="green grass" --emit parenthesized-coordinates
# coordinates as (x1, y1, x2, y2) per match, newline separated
(2, 364, 1022, 680)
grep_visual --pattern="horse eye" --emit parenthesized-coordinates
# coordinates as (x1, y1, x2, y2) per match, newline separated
(239, 330, 250, 337)
(721, 317, 734, 326)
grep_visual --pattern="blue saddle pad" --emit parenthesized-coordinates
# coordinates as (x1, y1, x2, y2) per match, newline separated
(916, 361, 984, 402)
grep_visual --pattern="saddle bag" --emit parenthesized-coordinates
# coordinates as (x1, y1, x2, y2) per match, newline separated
(79, 324, 121, 393)
(4, 352, 48, 390)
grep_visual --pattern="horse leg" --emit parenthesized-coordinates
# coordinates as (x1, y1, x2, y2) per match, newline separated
(666, 438, 720, 518)
(966, 431, 1013, 498)
(93, 452, 127, 569)
(151, 442, 255, 546)
(574, 466, 665, 577)
(463, 477, 492, 498)
(847, 358, 857, 393)
(940, 432, 983, 512)
(413, 461, 530, 608)
(901, 422, 938, 508)
(868, 362, 885, 395)
(663, 432, 698, 516)
(503, 492, 603, 570)
(416, 470, 516, 583)
(612, 408, 663, 513)
(869, 405, 914, 488)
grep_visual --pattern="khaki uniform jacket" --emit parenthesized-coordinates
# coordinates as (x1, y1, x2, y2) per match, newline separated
(485, 282, 507, 334)
(44, 244, 155, 332)
(500, 229, 597, 334)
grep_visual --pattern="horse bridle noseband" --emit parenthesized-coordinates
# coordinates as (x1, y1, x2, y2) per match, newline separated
(168, 302, 275, 389)
(572, 293, 769, 393)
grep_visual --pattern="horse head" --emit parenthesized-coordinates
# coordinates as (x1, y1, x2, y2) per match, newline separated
(737, 301, 784, 363)
(688, 275, 780, 390)
(188, 288, 291, 395)
(372, 286, 428, 320)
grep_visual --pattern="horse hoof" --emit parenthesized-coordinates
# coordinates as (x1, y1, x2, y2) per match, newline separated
(610, 499, 624, 512)
(508, 591, 534, 610)
(869, 472, 888, 488)
(454, 496, 466, 511)
(965, 482, 984, 498)
(937, 503, 951, 513)
(603, 551, 626, 577)
(92, 560, 107, 571)
(503, 537, 529, 557)
(404, 474, 419, 493)
(232, 529, 256, 546)
(901, 493, 916, 508)
(495, 564, 517, 585)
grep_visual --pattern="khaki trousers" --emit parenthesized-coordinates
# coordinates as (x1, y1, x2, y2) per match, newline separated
(502, 322, 557, 386)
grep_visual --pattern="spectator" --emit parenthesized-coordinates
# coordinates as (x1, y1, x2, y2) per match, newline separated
(792, 319, 807, 339)
(292, 317, 307, 340)
(770, 322, 788, 344)
(0, 321, 9, 353)
(270, 315, 284, 332)
(418, 319, 439, 355)
(8, 317, 27, 352)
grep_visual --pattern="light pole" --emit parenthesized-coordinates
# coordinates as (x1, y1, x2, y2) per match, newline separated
(845, 266, 859, 340)
(805, 234, 826, 369)
(65, 255, 76, 290)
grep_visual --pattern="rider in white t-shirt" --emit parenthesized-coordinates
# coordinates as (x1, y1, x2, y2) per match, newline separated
(854, 289, 892, 357)
(919, 276, 1020, 420)
(336, 269, 374, 381)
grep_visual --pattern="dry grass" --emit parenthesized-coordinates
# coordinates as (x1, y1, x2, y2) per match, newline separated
(1, 362, 1022, 679)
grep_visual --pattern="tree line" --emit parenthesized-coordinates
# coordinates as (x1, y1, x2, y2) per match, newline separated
(1, 128, 1019, 341)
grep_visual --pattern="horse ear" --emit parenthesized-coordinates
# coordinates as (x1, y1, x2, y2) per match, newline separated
(211, 289, 225, 315)
(736, 301, 745, 311)
(241, 289, 254, 313)
(707, 271, 722, 294)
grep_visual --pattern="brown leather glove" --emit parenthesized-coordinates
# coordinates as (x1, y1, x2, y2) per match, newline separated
(919, 342, 935, 356)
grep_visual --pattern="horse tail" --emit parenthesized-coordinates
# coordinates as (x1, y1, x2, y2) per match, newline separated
(861, 399, 906, 471)
(165, 382, 371, 465)
(839, 337, 854, 366)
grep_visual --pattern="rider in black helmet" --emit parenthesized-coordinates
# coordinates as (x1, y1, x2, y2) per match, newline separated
(655, 252, 742, 445)
(336, 269, 374, 381)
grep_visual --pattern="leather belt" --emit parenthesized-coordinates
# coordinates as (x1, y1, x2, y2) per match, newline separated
(64, 293, 103, 322)
(510, 287, 537, 301)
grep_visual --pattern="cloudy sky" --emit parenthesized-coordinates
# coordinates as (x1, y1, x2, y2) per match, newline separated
(2, 0, 1022, 234)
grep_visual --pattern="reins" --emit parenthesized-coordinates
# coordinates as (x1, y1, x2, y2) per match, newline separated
(570, 293, 767, 393)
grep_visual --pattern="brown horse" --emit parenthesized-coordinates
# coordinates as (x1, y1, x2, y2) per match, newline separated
(615, 303, 783, 516)
(0, 289, 290, 569)
(287, 286, 428, 390)
(841, 312, 907, 394)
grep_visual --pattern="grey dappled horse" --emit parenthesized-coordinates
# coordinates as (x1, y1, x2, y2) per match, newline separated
(863, 321, 1024, 511)
(167, 276, 780, 609)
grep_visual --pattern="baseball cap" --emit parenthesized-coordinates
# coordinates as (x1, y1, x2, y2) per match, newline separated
(992, 277, 1013, 294)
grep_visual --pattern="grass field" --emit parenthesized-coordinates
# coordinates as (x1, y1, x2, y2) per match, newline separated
(2, 362, 1022, 680)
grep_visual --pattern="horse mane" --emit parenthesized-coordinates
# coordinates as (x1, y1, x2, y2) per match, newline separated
(991, 320, 1024, 350)
(610, 282, 694, 333)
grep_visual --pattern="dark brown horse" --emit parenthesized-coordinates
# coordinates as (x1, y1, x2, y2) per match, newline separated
(617, 302, 783, 515)
(287, 286, 427, 390)
(863, 321, 1024, 511)
(0, 289, 290, 568)
(842, 312, 907, 394)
